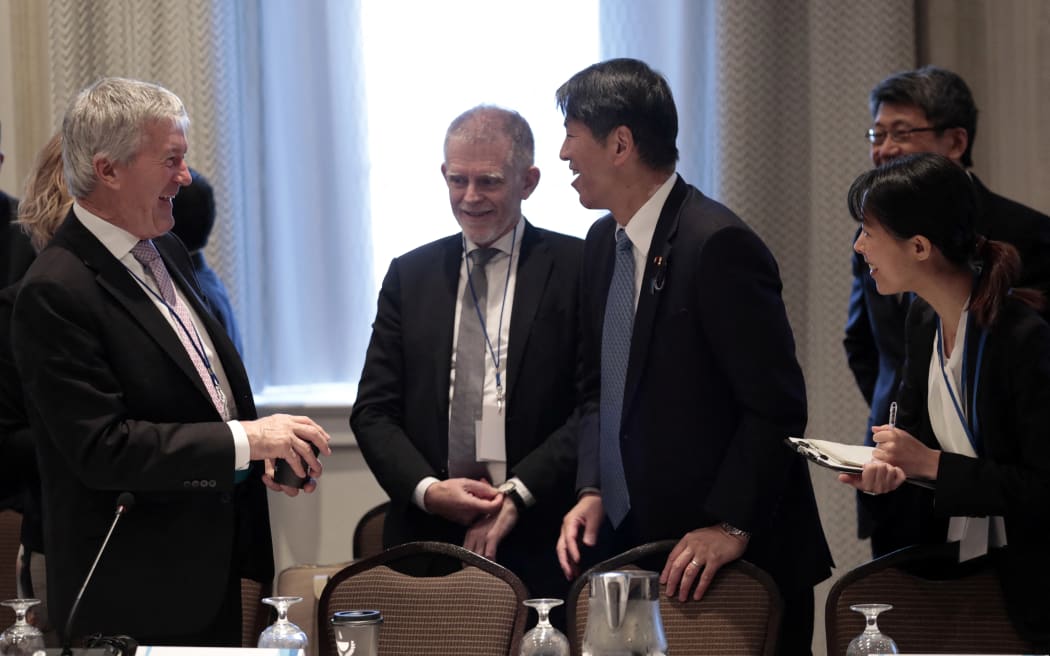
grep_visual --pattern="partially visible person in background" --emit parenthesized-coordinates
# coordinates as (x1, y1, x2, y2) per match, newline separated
(171, 169, 243, 355)
(0, 120, 36, 286)
(0, 132, 68, 639)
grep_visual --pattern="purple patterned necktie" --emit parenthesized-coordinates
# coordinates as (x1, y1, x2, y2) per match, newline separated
(131, 240, 229, 420)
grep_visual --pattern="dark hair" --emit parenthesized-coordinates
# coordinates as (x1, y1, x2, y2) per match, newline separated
(848, 153, 1042, 326)
(556, 58, 678, 171)
(171, 168, 216, 252)
(870, 66, 978, 168)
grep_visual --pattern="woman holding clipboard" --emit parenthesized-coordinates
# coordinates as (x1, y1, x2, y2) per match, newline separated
(843, 152, 1050, 648)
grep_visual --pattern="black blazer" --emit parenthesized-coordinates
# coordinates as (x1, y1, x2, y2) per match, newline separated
(868, 297, 1050, 645)
(0, 190, 35, 287)
(350, 222, 581, 579)
(845, 174, 1050, 544)
(11, 212, 273, 640)
(577, 176, 833, 593)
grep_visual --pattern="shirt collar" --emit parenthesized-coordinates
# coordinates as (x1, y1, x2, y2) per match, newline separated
(623, 173, 677, 255)
(73, 202, 143, 261)
(463, 215, 525, 256)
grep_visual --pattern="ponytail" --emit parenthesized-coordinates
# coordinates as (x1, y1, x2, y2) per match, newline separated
(970, 236, 1045, 326)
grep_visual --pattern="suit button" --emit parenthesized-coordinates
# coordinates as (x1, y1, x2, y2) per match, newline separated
(191, 480, 200, 488)
(183, 481, 192, 488)
(208, 480, 217, 488)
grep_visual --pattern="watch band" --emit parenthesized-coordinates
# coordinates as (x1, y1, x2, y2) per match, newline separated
(498, 481, 527, 513)
(720, 521, 751, 540)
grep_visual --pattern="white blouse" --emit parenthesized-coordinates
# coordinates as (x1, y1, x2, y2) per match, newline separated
(927, 307, 1006, 560)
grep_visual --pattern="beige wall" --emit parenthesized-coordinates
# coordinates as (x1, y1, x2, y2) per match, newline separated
(918, 0, 1050, 215)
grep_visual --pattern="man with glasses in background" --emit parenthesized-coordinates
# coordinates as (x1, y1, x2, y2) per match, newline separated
(844, 66, 1050, 557)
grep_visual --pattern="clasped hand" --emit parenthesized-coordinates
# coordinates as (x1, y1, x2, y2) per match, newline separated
(424, 478, 516, 560)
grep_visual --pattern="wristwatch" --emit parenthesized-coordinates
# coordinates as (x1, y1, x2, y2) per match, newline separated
(498, 480, 527, 512)
(720, 521, 751, 540)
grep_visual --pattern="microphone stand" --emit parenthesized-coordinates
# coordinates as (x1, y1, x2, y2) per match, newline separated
(61, 493, 135, 656)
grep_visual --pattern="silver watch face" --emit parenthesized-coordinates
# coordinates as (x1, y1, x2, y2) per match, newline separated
(497, 481, 515, 494)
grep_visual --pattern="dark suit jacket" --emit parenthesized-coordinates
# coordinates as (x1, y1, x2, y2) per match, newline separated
(577, 176, 832, 594)
(0, 190, 34, 287)
(845, 173, 1050, 544)
(861, 296, 1050, 645)
(0, 283, 43, 554)
(11, 211, 273, 641)
(350, 221, 581, 594)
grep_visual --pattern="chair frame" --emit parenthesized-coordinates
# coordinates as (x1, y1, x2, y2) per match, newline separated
(317, 541, 529, 656)
(566, 539, 783, 656)
(825, 541, 1037, 654)
(351, 500, 390, 561)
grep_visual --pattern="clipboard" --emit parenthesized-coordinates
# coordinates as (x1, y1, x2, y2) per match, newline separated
(786, 437, 935, 490)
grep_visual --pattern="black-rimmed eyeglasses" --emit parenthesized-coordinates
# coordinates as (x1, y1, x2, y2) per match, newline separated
(866, 126, 943, 146)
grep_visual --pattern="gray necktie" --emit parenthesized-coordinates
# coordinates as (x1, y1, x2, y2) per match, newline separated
(448, 247, 498, 478)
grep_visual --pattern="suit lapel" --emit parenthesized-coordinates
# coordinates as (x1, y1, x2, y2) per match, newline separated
(622, 176, 687, 418)
(434, 236, 461, 434)
(506, 222, 549, 397)
(59, 217, 221, 411)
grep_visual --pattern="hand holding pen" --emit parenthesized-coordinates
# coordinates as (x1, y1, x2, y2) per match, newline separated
(888, 401, 897, 429)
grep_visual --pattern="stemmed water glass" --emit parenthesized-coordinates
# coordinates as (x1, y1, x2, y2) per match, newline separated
(0, 599, 45, 656)
(258, 596, 308, 650)
(519, 598, 569, 656)
(846, 603, 898, 655)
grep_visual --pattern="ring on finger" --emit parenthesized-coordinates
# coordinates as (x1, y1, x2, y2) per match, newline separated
(687, 558, 700, 569)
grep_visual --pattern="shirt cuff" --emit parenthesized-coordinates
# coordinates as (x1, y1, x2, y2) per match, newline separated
(413, 476, 441, 512)
(506, 476, 536, 508)
(229, 420, 250, 470)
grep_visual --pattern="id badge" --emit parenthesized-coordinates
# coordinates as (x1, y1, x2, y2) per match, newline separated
(476, 402, 506, 462)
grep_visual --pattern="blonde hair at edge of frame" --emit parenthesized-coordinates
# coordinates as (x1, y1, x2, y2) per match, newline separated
(18, 132, 72, 253)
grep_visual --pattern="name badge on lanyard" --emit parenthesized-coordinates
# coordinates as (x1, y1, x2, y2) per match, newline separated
(467, 226, 516, 462)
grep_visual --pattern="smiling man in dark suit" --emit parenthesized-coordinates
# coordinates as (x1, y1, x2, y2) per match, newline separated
(351, 105, 581, 603)
(12, 77, 331, 646)
(553, 59, 832, 655)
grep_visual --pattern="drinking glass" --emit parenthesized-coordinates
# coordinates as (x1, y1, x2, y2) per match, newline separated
(0, 599, 44, 656)
(258, 596, 308, 650)
(520, 598, 569, 656)
(846, 603, 898, 656)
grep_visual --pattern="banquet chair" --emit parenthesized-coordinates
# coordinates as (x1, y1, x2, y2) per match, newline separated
(0, 510, 22, 628)
(317, 541, 528, 656)
(825, 542, 1038, 654)
(352, 500, 389, 560)
(239, 577, 271, 647)
(566, 540, 782, 656)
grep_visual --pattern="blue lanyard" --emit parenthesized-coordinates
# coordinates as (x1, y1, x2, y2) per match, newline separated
(127, 266, 225, 398)
(935, 313, 987, 453)
(464, 224, 516, 409)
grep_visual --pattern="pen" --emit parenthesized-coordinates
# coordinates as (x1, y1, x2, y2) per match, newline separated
(888, 401, 897, 428)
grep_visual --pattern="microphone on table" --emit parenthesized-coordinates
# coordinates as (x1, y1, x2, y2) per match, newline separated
(61, 492, 136, 656)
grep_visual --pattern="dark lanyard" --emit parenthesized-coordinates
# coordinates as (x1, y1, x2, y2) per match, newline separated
(935, 313, 987, 453)
(464, 224, 516, 410)
(127, 266, 226, 401)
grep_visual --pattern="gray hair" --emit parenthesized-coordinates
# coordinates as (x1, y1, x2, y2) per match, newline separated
(62, 77, 190, 199)
(444, 105, 534, 173)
